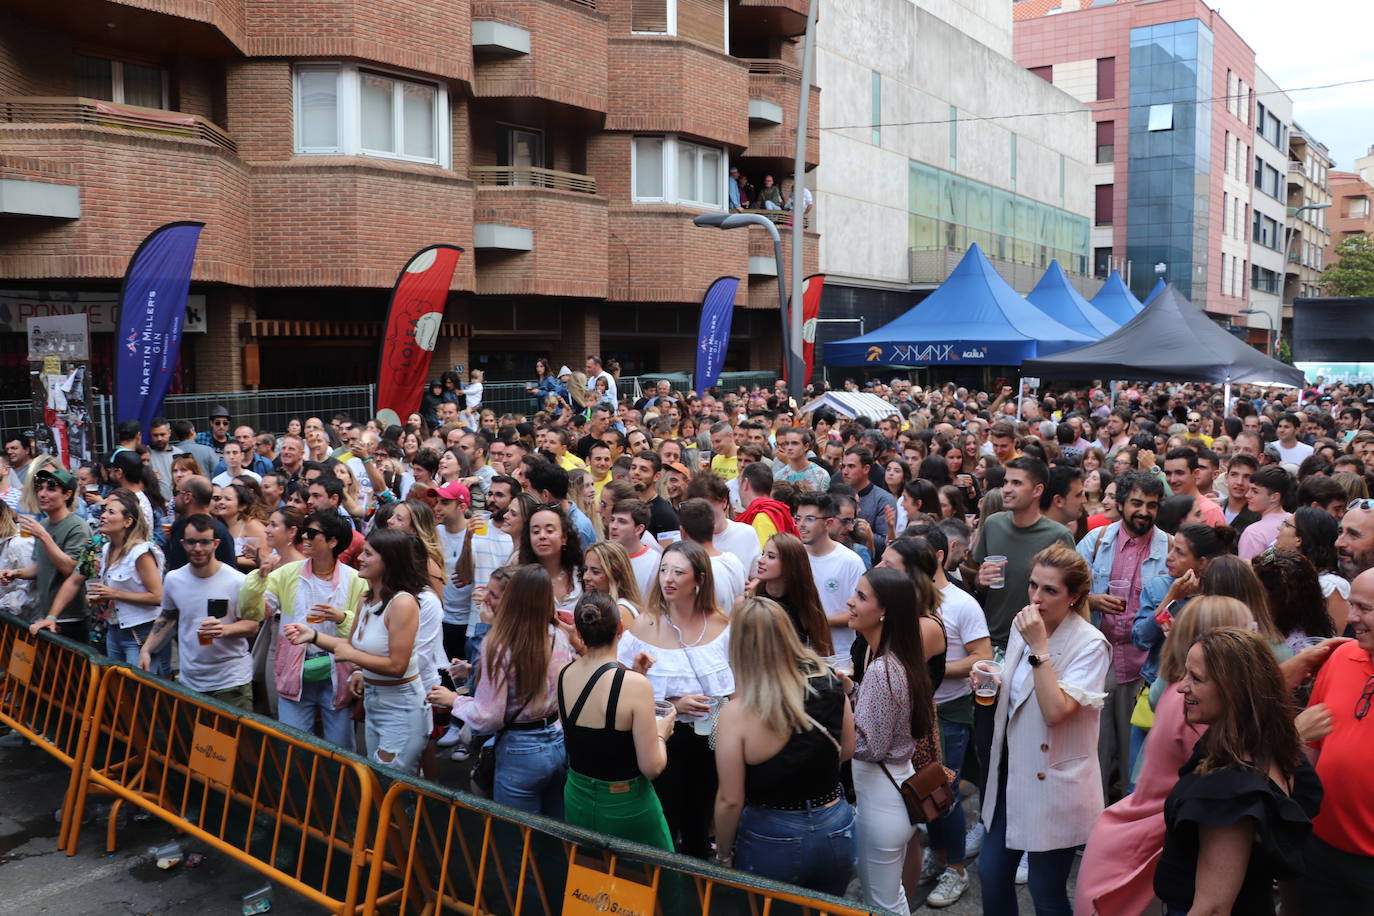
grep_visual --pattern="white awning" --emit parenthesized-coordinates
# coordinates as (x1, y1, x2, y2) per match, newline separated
(799, 391, 901, 420)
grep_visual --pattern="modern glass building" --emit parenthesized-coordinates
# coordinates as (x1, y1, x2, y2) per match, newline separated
(1125, 19, 1213, 303)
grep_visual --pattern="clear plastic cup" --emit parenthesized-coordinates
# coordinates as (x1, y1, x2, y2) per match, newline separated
(971, 659, 1003, 706)
(1108, 579, 1131, 599)
(985, 555, 1008, 589)
(654, 700, 674, 720)
(822, 653, 854, 677)
(693, 697, 722, 737)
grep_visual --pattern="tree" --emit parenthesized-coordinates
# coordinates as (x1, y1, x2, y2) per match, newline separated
(1322, 233, 1374, 296)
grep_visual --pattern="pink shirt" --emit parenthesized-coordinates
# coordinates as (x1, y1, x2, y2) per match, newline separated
(1238, 511, 1288, 561)
(1102, 527, 1151, 683)
(451, 625, 575, 733)
(1195, 494, 1227, 528)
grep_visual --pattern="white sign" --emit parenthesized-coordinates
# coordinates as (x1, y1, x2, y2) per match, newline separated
(28, 313, 89, 360)
(0, 290, 206, 334)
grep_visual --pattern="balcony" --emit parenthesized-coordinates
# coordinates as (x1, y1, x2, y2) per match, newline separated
(471, 0, 608, 113)
(732, 0, 810, 38)
(472, 168, 608, 297)
(744, 220, 817, 308)
(741, 59, 819, 167)
(0, 96, 251, 284)
(607, 37, 749, 148)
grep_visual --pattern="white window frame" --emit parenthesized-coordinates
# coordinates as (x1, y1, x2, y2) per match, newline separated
(630, 134, 726, 211)
(76, 54, 170, 109)
(293, 63, 450, 168)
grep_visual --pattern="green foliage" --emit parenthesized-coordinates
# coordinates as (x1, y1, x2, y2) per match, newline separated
(1321, 233, 1374, 296)
(1278, 338, 1292, 365)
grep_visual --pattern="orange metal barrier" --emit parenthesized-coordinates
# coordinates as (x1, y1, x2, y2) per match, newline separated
(0, 612, 105, 851)
(72, 663, 382, 915)
(361, 777, 880, 916)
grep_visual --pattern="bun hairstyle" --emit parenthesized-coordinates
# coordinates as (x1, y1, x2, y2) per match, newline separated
(574, 590, 622, 648)
(1175, 523, 1238, 559)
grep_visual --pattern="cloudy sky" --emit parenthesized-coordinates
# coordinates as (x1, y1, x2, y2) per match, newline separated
(1218, 0, 1372, 169)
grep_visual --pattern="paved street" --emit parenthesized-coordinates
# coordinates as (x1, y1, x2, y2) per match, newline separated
(2, 727, 1069, 915)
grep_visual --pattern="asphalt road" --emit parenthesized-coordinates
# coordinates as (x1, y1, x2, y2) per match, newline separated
(1, 730, 1061, 914)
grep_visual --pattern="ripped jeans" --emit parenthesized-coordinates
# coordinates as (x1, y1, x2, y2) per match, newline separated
(361, 679, 428, 775)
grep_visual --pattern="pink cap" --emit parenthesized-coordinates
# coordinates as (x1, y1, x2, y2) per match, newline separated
(427, 481, 471, 505)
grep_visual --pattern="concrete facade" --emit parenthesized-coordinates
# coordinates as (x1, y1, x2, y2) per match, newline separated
(812, 0, 1095, 381)
(1285, 124, 1333, 328)
(0, 0, 818, 394)
(1247, 67, 1289, 350)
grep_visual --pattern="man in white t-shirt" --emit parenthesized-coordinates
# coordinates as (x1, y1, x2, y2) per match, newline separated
(685, 474, 760, 577)
(678, 497, 746, 614)
(1274, 412, 1314, 465)
(431, 481, 474, 664)
(796, 493, 865, 654)
(610, 498, 660, 599)
(139, 513, 257, 710)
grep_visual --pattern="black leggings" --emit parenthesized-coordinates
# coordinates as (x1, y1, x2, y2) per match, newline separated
(441, 622, 467, 668)
(653, 723, 717, 858)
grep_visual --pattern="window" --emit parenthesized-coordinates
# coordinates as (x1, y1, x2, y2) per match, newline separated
(948, 105, 958, 170)
(1252, 265, 1279, 294)
(871, 71, 881, 146)
(1147, 104, 1173, 132)
(1347, 197, 1370, 219)
(1222, 192, 1229, 236)
(1221, 252, 1230, 296)
(294, 64, 448, 166)
(632, 0, 671, 33)
(1094, 247, 1112, 279)
(1096, 57, 1115, 101)
(1095, 184, 1113, 226)
(75, 54, 168, 109)
(631, 134, 724, 209)
(1251, 213, 1280, 250)
(1096, 120, 1114, 164)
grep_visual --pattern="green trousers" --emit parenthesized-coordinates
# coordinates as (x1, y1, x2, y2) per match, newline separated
(564, 768, 674, 852)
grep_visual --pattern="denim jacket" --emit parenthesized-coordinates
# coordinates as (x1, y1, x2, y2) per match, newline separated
(1077, 521, 1170, 682)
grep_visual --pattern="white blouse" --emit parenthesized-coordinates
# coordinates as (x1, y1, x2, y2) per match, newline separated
(102, 541, 163, 629)
(617, 626, 733, 702)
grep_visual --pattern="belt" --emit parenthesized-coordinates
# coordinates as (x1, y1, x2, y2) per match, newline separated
(507, 714, 559, 731)
(364, 674, 419, 687)
(752, 784, 844, 811)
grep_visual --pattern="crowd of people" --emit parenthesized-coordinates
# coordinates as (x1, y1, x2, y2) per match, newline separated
(2, 367, 1373, 916)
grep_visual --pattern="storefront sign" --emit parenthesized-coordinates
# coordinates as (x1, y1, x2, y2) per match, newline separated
(0, 290, 206, 334)
(189, 722, 237, 786)
(562, 862, 655, 916)
(28, 312, 90, 361)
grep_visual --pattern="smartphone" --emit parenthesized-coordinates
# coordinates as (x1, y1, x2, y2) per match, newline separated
(437, 668, 457, 691)
(556, 609, 575, 627)
(206, 598, 229, 619)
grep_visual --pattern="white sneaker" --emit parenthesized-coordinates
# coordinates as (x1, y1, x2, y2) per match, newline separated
(1015, 851, 1029, 885)
(436, 724, 463, 748)
(925, 868, 970, 908)
(964, 822, 986, 857)
(918, 850, 942, 884)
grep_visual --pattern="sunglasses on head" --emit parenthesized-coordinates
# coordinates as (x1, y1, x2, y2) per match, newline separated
(1348, 499, 1374, 512)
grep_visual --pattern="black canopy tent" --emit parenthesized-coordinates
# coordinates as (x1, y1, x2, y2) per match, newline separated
(1021, 284, 1306, 388)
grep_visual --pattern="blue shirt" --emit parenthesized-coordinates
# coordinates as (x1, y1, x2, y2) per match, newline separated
(1132, 574, 1183, 685)
(566, 503, 597, 552)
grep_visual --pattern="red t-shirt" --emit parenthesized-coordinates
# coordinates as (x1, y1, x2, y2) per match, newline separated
(1308, 640, 1374, 855)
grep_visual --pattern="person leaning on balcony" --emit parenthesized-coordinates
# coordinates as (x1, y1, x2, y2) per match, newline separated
(728, 166, 743, 210)
(757, 174, 784, 210)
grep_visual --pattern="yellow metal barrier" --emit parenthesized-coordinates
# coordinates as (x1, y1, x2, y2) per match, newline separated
(0, 612, 105, 852)
(72, 663, 382, 915)
(361, 777, 881, 916)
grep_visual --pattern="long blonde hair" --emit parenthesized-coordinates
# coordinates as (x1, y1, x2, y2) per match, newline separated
(566, 468, 599, 537)
(1157, 595, 1253, 683)
(399, 499, 447, 583)
(21, 455, 77, 514)
(104, 488, 152, 567)
(729, 597, 823, 735)
(583, 541, 644, 608)
(0, 500, 18, 540)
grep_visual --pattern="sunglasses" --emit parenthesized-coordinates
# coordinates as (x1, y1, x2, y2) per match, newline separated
(36, 480, 66, 492)
(1348, 499, 1374, 512)
(1357, 675, 1374, 721)
(301, 529, 326, 540)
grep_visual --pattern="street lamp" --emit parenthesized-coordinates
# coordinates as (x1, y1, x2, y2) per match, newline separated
(693, 212, 806, 389)
(1283, 202, 1332, 293)
(1240, 308, 1274, 356)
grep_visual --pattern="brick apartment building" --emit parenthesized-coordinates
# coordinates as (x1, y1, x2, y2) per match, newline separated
(0, 0, 817, 395)
(1326, 160, 1374, 270)
(1013, 0, 1272, 327)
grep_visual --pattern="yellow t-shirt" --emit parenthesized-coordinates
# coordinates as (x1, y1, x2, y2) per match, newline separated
(556, 451, 587, 472)
(711, 453, 739, 481)
(591, 471, 613, 499)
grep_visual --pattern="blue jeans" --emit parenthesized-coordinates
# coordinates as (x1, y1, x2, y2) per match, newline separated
(494, 725, 567, 819)
(278, 679, 355, 752)
(107, 620, 170, 677)
(1127, 724, 1148, 794)
(734, 799, 856, 898)
(978, 770, 1076, 916)
(927, 717, 971, 866)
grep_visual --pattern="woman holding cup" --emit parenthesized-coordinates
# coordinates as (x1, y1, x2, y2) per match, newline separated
(557, 590, 675, 850)
(749, 533, 834, 654)
(978, 543, 1109, 915)
(617, 540, 732, 858)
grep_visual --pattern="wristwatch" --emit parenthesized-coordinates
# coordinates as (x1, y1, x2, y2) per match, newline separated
(1027, 653, 1046, 668)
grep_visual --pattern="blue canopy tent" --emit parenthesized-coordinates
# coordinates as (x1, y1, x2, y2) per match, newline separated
(1142, 278, 1166, 306)
(1026, 260, 1119, 337)
(1089, 269, 1144, 326)
(824, 243, 1094, 366)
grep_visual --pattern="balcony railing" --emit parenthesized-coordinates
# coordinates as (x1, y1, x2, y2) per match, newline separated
(0, 96, 235, 153)
(736, 207, 810, 229)
(470, 165, 596, 194)
(744, 58, 801, 80)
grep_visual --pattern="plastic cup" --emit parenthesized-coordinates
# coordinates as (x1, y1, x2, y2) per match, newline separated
(1108, 579, 1131, 599)
(974, 686, 997, 706)
(1299, 636, 1328, 650)
(971, 660, 1002, 705)
(654, 700, 674, 720)
(307, 608, 327, 624)
(822, 653, 854, 677)
(985, 555, 1008, 589)
(198, 630, 213, 647)
(693, 697, 722, 736)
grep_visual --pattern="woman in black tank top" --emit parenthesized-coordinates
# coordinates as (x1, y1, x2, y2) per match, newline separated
(711, 597, 857, 898)
(558, 591, 675, 851)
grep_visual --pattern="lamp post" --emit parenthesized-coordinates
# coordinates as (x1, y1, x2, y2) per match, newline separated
(1283, 201, 1332, 297)
(1240, 307, 1274, 356)
(693, 212, 805, 388)
(789, 0, 818, 393)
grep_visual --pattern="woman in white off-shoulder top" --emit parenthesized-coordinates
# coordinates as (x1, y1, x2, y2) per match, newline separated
(617, 540, 732, 858)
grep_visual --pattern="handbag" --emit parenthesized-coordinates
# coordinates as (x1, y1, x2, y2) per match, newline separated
(469, 696, 527, 796)
(879, 758, 956, 825)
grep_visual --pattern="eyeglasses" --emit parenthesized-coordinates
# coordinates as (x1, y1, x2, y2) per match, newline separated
(212, 418, 230, 426)
(1348, 499, 1374, 512)
(792, 514, 833, 524)
(1357, 675, 1374, 721)
(182, 537, 216, 547)
(301, 529, 325, 540)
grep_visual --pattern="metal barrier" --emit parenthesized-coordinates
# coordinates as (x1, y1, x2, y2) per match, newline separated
(361, 777, 879, 916)
(0, 612, 105, 852)
(71, 664, 382, 915)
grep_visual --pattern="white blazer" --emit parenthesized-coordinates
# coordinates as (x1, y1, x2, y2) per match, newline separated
(982, 612, 1110, 852)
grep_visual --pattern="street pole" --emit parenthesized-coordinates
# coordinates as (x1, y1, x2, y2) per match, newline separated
(1281, 201, 1332, 349)
(788, 0, 818, 394)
